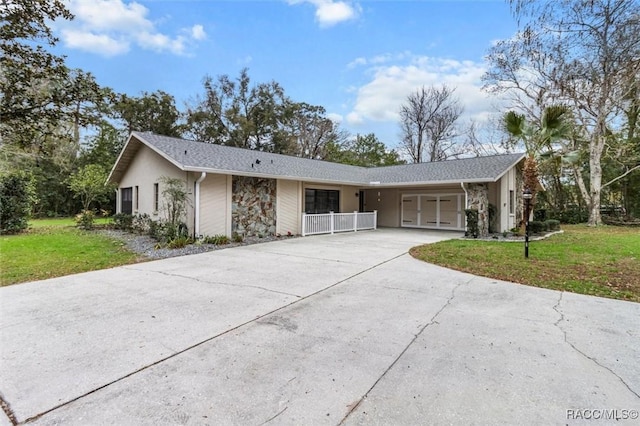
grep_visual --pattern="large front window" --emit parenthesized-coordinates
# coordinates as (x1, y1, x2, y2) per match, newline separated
(305, 189, 339, 214)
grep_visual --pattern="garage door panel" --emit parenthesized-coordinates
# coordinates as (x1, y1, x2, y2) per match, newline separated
(402, 193, 463, 230)
(402, 196, 418, 226)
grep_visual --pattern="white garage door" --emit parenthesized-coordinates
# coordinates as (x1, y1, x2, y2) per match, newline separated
(401, 194, 465, 230)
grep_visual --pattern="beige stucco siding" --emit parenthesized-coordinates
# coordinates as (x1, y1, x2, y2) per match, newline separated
(276, 179, 301, 235)
(199, 174, 230, 237)
(117, 145, 188, 220)
(363, 188, 400, 227)
(340, 185, 360, 213)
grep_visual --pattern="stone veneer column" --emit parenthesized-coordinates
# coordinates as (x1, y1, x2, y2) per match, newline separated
(467, 183, 489, 237)
(231, 176, 277, 237)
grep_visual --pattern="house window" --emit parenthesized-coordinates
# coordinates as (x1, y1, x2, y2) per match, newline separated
(121, 187, 133, 214)
(134, 186, 139, 211)
(305, 189, 339, 214)
(509, 190, 515, 215)
(153, 183, 159, 212)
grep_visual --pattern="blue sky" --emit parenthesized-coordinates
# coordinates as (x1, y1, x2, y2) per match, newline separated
(52, 0, 519, 147)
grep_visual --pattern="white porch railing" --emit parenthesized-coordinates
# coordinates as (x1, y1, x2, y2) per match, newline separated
(301, 211, 377, 236)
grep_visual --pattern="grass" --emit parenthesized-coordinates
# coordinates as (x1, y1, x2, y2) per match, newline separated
(410, 224, 640, 303)
(29, 217, 110, 228)
(0, 218, 139, 286)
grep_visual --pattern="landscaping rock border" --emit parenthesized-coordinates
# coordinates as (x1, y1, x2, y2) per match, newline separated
(463, 230, 564, 242)
(98, 229, 297, 260)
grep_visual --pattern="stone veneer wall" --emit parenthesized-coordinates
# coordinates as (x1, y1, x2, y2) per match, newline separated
(467, 183, 489, 237)
(232, 176, 277, 237)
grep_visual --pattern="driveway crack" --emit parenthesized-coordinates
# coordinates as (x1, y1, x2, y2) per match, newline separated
(338, 279, 465, 425)
(0, 392, 18, 426)
(123, 267, 302, 298)
(553, 292, 640, 400)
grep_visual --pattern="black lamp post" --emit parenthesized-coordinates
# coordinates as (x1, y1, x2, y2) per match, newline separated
(523, 188, 533, 258)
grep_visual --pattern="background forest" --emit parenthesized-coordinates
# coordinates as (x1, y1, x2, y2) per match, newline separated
(1, 0, 638, 233)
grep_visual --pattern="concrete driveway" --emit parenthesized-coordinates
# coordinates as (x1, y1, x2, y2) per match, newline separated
(1, 228, 638, 425)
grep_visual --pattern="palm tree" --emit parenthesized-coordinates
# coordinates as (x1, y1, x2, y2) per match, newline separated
(504, 105, 572, 221)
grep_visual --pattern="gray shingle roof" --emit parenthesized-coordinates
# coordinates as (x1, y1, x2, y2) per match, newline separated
(108, 132, 524, 186)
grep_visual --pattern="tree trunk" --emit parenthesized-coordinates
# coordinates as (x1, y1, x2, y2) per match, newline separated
(588, 135, 604, 226)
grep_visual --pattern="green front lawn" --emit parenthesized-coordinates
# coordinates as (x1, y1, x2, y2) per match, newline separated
(410, 225, 640, 302)
(1, 221, 139, 286)
(28, 217, 110, 228)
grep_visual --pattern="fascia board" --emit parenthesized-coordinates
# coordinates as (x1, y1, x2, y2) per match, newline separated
(106, 133, 137, 184)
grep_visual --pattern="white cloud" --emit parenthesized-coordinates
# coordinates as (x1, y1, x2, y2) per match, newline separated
(190, 24, 207, 41)
(288, 0, 360, 27)
(345, 54, 497, 128)
(61, 29, 129, 56)
(58, 0, 206, 56)
(326, 112, 343, 123)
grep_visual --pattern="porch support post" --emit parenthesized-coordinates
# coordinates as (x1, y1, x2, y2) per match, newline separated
(374, 210, 377, 230)
(330, 211, 334, 234)
(302, 212, 307, 237)
(353, 211, 358, 232)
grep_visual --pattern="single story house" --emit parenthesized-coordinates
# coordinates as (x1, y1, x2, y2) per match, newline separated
(107, 132, 526, 237)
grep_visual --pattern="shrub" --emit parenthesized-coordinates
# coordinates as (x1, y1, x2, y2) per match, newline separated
(204, 234, 230, 245)
(75, 209, 96, 230)
(464, 209, 479, 238)
(232, 232, 243, 243)
(132, 213, 153, 234)
(167, 236, 191, 249)
(0, 171, 36, 234)
(112, 213, 133, 230)
(529, 220, 546, 234)
(150, 221, 189, 243)
(545, 219, 561, 231)
(554, 208, 588, 224)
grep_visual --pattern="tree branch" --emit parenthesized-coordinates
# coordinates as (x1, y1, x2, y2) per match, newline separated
(602, 164, 640, 189)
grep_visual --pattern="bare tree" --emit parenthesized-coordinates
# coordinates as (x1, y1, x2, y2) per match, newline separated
(399, 85, 463, 163)
(282, 102, 347, 160)
(484, 0, 640, 226)
(461, 118, 511, 157)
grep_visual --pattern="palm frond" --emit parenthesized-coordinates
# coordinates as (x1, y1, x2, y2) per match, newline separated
(504, 111, 525, 137)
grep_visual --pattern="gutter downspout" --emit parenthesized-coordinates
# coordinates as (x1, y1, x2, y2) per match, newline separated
(194, 172, 207, 237)
(461, 182, 468, 232)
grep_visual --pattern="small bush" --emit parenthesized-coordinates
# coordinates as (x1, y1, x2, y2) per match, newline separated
(167, 236, 191, 249)
(112, 213, 133, 230)
(529, 220, 546, 234)
(554, 208, 588, 224)
(465, 209, 479, 238)
(204, 234, 230, 245)
(545, 219, 561, 231)
(150, 222, 175, 243)
(232, 232, 243, 243)
(132, 213, 153, 234)
(150, 221, 189, 243)
(75, 210, 96, 230)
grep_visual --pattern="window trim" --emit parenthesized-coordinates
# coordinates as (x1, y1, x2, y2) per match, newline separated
(153, 183, 159, 213)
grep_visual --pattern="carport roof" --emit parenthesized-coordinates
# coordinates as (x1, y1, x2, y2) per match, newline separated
(108, 132, 525, 187)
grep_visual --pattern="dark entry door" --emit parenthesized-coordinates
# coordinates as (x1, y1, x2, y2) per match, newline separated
(121, 187, 133, 214)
